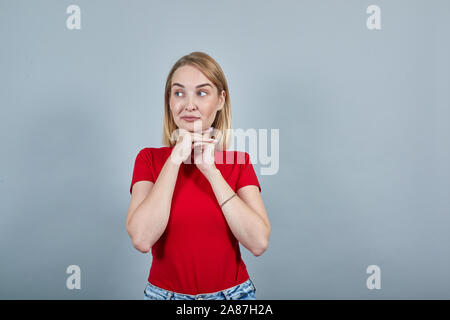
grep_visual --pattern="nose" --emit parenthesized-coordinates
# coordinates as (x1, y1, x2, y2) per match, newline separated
(185, 94, 197, 111)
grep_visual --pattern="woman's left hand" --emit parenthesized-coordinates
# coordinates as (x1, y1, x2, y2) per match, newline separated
(192, 127, 220, 176)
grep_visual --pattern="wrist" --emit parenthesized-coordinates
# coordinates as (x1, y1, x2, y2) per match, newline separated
(203, 167, 221, 181)
(168, 154, 183, 167)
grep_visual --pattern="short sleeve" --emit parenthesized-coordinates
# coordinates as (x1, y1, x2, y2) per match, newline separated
(236, 152, 262, 192)
(130, 148, 155, 194)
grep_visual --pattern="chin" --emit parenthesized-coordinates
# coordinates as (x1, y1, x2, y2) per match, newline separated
(183, 123, 207, 132)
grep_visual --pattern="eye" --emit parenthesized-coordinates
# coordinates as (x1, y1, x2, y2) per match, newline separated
(173, 90, 207, 97)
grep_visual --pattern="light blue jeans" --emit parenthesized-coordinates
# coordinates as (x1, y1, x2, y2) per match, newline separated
(144, 278, 257, 300)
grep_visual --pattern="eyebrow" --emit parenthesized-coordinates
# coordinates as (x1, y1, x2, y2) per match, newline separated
(171, 82, 213, 89)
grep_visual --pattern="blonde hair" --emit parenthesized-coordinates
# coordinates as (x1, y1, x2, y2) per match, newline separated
(162, 52, 232, 150)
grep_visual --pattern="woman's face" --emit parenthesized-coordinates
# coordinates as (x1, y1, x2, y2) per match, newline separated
(169, 65, 225, 132)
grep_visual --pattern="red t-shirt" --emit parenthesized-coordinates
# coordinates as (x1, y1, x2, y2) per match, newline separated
(129, 146, 262, 295)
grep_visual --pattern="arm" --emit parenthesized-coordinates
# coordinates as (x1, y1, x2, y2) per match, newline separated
(204, 168, 271, 256)
(126, 156, 181, 253)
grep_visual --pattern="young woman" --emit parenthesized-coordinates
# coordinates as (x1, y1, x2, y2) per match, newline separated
(126, 52, 271, 300)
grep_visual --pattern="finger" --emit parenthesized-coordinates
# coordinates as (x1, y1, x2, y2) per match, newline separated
(182, 133, 193, 142)
(192, 141, 209, 148)
(194, 138, 218, 145)
(192, 141, 208, 149)
(184, 127, 215, 143)
(204, 127, 214, 134)
(191, 137, 212, 144)
(210, 128, 222, 139)
(192, 139, 216, 145)
(192, 141, 217, 151)
(192, 131, 215, 142)
(199, 127, 214, 138)
(188, 131, 204, 140)
(192, 141, 206, 149)
(173, 128, 190, 142)
(199, 126, 213, 133)
(208, 129, 221, 144)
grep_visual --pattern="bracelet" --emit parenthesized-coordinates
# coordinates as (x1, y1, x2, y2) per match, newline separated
(220, 193, 237, 208)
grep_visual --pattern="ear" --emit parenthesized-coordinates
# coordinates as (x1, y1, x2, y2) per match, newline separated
(217, 90, 226, 110)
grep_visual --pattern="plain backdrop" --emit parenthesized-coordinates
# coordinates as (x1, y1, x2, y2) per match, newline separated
(0, 0, 449, 299)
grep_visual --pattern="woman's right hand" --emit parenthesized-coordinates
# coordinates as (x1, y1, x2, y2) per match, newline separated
(169, 128, 193, 165)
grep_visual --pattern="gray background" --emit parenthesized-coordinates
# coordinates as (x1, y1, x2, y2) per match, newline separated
(1, 0, 449, 299)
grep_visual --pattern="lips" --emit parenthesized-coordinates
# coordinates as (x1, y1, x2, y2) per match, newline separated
(181, 116, 200, 122)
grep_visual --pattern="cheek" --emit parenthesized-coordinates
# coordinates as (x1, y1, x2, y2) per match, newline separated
(169, 100, 182, 113)
(202, 100, 217, 113)
(206, 105, 219, 118)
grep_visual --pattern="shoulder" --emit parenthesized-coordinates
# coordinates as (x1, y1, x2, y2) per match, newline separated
(134, 147, 152, 159)
(234, 150, 250, 165)
(136, 146, 172, 157)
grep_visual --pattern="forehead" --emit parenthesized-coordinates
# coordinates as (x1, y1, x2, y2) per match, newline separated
(172, 65, 213, 87)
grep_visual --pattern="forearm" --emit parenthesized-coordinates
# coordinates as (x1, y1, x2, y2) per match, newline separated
(205, 168, 269, 256)
(127, 157, 181, 251)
